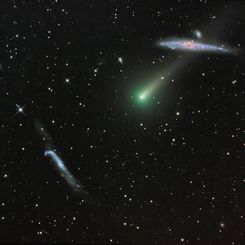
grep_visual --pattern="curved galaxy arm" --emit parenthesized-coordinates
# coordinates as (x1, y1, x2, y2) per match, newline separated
(45, 150, 82, 193)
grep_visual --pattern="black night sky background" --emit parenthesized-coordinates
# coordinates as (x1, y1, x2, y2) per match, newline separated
(0, 0, 244, 244)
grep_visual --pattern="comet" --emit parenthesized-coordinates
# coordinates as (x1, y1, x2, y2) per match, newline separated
(138, 76, 165, 101)
(157, 39, 232, 53)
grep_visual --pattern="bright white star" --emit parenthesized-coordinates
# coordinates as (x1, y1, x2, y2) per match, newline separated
(16, 105, 25, 114)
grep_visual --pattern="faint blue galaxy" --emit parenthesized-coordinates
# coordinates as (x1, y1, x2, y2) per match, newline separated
(44, 150, 81, 193)
(35, 120, 83, 194)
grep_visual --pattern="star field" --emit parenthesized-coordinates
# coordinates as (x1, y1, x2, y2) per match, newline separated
(0, 0, 244, 244)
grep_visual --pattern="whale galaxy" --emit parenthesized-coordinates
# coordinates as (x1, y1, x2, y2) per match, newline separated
(157, 39, 232, 53)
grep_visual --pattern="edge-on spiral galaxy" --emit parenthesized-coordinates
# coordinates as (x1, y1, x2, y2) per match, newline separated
(35, 120, 85, 194)
(44, 150, 82, 193)
(157, 38, 232, 53)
